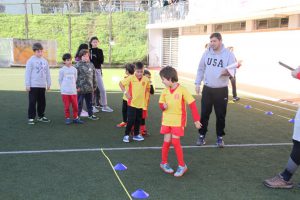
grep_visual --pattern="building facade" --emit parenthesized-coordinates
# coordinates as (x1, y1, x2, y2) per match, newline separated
(147, 0, 300, 94)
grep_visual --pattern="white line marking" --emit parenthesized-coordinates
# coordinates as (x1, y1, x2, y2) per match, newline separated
(0, 143, 292, 155)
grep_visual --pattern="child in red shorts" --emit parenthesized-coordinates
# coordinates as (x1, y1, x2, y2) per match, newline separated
(159, 66, 201, 177)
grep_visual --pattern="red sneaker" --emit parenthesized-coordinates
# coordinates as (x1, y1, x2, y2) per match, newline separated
(116, 122, 127, 128)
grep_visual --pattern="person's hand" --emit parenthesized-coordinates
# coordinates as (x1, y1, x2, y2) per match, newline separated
(125, 92, 132, 100)
(47, 86, 50, 91)
(291, 67, 300, 78)
(195, 85, 201, 95)
(77, 88, 80, 92)
(194, 121, 202, 129)
(237, 60, 243, 68)
(26, 87, 30, 91)
(163, 103, 168, 110)
(220, 69, 230, 76)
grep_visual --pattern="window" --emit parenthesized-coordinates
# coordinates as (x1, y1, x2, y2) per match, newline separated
(182, 25, 207, 35)
(256, 17, 289, 29)
(214, 21, 246, 32)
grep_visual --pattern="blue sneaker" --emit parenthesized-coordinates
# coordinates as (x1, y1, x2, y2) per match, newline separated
(216, 136, 224, 148)
(133, 134, 144, 141)
(73, 118, 84, 124)
(174, 165, 188, 177)
(160, 163, 174, 174)
(65, 118, 72, 125)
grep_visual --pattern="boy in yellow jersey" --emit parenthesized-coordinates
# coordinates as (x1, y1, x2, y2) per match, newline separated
(116, 63, 135, 128)
(159, 66, 202, 177)
(119, 62, 150, 143)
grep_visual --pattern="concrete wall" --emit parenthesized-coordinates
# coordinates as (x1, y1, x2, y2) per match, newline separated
(148, 29, 162, 67)
(177, 30, 300, 94)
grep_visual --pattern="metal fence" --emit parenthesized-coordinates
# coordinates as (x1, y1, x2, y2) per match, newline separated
(0, 1, 150, 65)
(149, 0, 189, 24)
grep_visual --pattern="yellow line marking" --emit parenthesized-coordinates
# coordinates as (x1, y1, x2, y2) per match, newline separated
(101, 149, 133, 200)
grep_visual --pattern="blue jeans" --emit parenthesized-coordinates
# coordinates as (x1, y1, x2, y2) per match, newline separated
(77, 93, 93, 117)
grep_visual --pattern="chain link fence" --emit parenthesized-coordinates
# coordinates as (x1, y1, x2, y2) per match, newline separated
(0, 0, 151, 66)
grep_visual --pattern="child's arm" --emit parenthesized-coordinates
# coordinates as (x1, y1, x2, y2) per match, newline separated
(46, 62, 51, 90)
(119, 78, 131, 100)
(183, 87, 202, 128)
(58, 68, 63, 86)
(158, 91, 167, 111)
(25, 59, 32, 91)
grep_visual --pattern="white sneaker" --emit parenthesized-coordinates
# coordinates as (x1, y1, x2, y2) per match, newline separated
(102, 106, 113, 112)
(80, 109, 89, 117)
(92, 106, 99, 113)
(123, 135, 130, 143)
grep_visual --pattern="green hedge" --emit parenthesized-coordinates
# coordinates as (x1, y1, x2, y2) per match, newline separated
(0, 12, 147, 64)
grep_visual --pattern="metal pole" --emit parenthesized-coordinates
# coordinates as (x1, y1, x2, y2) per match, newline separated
(24, 0, 29, 39)
(68, 14, 72, 54)
(108, 0, 112, 67)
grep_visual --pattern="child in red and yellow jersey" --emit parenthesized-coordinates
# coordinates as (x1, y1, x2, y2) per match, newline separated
(116, 63, 135, 128)
(140, 69, 155, 136)
(119, 62, 150, 143)
(159, 66, 202, 177)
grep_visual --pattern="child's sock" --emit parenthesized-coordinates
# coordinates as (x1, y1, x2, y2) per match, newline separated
(140, 125, 145, 132)
(172, 138, 185, 166)
(161, 141, 171, 164)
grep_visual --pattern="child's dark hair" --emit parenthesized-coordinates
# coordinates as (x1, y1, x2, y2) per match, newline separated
(210, 32, 222, 40)
(159, 66, 178, 82)
(78, 49, 89, 58)
(135, 61, 144, 70)
(75, 43, 89, 58)
(125, 63, 135, 75)
(89, 36, 99, 48)
(62, 53, 72, 61)
(32, 43, 43, 51)
(143, 69, 151, 77)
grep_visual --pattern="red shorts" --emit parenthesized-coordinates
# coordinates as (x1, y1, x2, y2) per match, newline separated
(160, 125, 185, 136)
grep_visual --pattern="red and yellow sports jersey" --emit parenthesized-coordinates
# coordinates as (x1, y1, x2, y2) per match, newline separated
(122, 75, 129, 101)
(159, 84, 200, 127)
(121, 75, 150, 109)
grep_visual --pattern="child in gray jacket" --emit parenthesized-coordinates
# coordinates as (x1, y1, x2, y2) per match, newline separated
(25, 43, 51, 125)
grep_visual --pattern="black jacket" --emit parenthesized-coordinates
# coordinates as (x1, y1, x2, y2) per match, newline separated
(90, 48, 104, 70)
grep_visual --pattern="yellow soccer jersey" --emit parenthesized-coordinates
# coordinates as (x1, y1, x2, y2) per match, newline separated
(159, 84, 195, 127)
(121, 75, 150, 109)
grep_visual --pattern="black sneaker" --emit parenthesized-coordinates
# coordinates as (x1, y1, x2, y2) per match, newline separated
(216, 136, 224, 148)
(37, 117, 50, 123)
(233, 97, 240, 102)
(28, 119, 35, 125)
(88, 115, 99, 120)
(196, 135, 206, 146)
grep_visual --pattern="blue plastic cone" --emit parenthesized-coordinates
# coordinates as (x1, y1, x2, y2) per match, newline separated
(244, 105, 252, 109)
(289, 119, 295, 123)
(265, 111, 273, 115)
(131, 189, 149, 199)
(114, 163, 127, 171)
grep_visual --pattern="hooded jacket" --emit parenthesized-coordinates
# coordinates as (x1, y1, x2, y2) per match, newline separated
(75, 60, 97, 94)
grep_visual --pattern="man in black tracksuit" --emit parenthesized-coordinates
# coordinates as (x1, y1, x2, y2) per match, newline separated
(195, 32, 237, 148)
